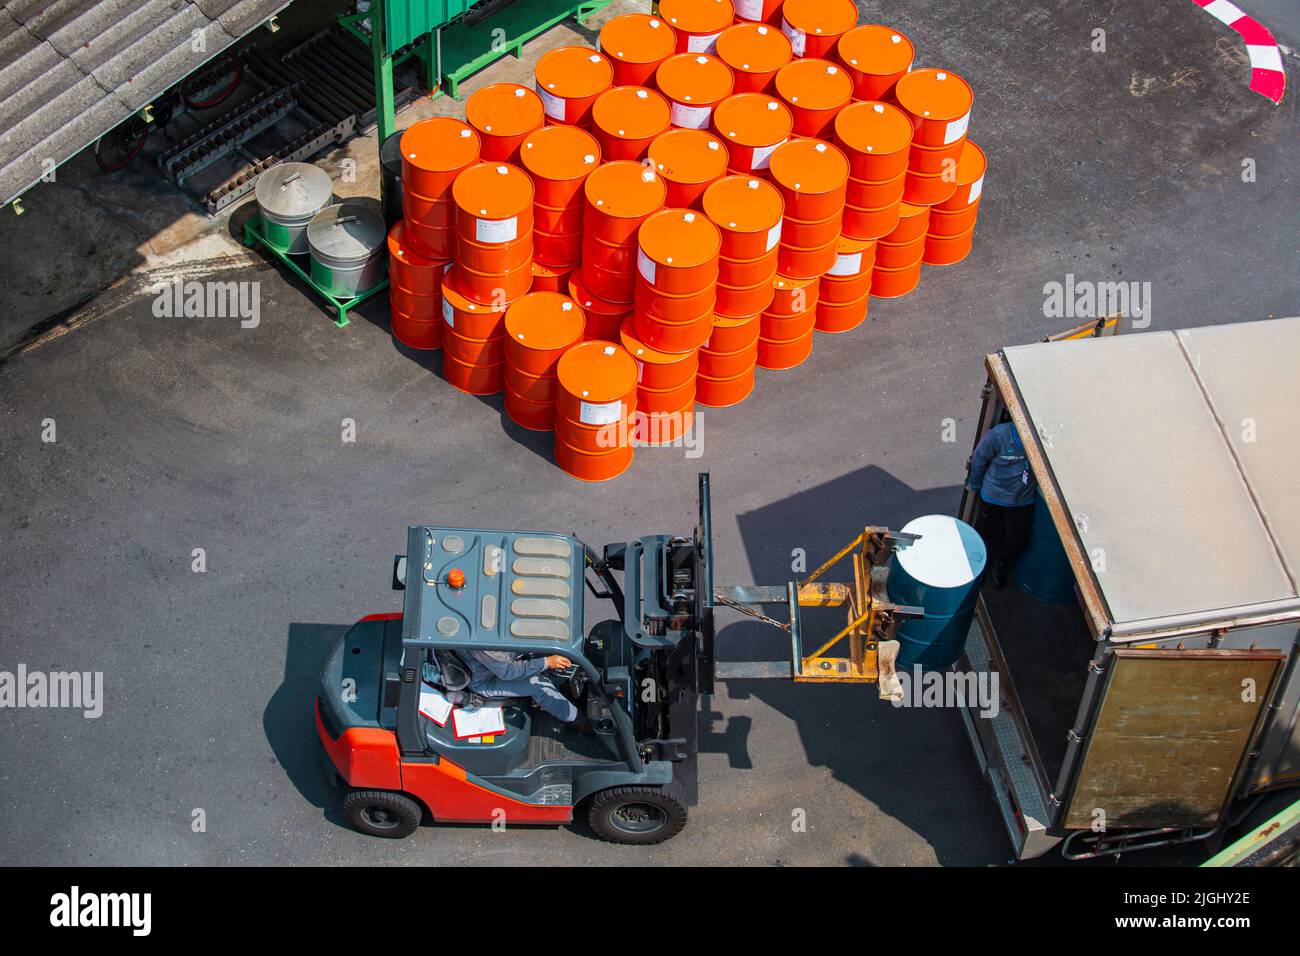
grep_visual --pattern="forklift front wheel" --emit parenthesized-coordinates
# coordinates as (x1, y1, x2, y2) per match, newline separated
(587, 787, 687, 845)
(344, 789, 422, 839)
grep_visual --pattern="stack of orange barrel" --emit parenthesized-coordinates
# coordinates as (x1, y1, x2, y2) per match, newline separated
(380, 4, 986, 482)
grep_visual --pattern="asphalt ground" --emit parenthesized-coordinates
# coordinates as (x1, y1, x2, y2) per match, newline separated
(0, 0, 1296, 866)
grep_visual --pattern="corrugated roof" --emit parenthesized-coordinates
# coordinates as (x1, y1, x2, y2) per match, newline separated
(0, 0, 290, 205)
(1002, 318, 1300, 633)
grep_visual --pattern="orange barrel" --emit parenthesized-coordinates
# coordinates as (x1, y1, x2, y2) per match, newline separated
(893, 68, 973, 147)
(388, 220, 448, 349)
(620, 317, 697, 445)
(712, 93, 792, 176)
(715, 23, 792, 95)
(464, 83, 544, 163)
(871, 204, 928, 297)
(733, 0, 783, 26)
(441, 268, 508, 395)
(451, 162, 535, 305)
(633, 208, 721, 354)
(703, 174, 783, 315)
(598, 13, 677, 88)
(657, 53, 736, 130)
(535, 47, 614, 128)
(569, 271, 632, 342)
(923, 225, 975, 267)
(400, 118, 481, 259)
(659, 0, 734, 54)
(592, 86, 671, 161)
(554, 342, 639, 482)
(758, 274, 818, 370)
(504, 292, 586, 431)
(769, 138, 848, 279)
(930, 139, 986, 232)
(697, 313, 760, 407)
(530, 260, 573, 293)
(816, 235, 875, 333)
(520, 125, 601, 270)
(870, 254, 923, 298)
(780, 0, 857, 60)
(834, 100, 913, 182)
(581, 161, 667, 304)
(836, 25, 914, 101)
(774, 58, 852, 138)
(648, 129, 729, 209)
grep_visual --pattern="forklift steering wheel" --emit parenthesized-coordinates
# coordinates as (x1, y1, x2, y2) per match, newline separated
(555, 664, 587, 699)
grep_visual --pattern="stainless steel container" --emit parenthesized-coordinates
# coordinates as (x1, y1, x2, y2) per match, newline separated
(255, 162, 333, 255)
(307, 202, 388, 299)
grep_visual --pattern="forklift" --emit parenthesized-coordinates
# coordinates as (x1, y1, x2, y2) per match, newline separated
(315, 473, 922, 844)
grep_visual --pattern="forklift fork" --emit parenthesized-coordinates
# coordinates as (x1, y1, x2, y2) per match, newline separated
(714, 529, 924, 694)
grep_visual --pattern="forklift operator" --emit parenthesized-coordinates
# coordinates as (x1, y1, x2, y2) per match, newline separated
(966, 414, 1037, 590)
(462, 649, 588, 731)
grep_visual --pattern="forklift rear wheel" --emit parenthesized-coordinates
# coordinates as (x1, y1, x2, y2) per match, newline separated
(344, 790, 422, 839)
(587, 787, 687, 845)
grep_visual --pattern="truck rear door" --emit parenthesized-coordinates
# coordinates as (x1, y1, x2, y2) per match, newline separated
(1063, 648, 1284, 830)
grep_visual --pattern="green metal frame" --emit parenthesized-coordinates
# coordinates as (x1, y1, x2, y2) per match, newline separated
(243, 215, 389, 328)
(337, 0, 613, 145)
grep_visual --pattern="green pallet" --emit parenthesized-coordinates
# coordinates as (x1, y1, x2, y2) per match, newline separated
(243, 215, 389, 328)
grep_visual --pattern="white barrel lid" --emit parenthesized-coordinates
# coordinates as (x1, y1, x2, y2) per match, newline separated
(895, 515, 986, 588)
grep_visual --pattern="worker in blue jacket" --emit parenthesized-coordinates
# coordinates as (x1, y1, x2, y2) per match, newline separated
(462, 649, 588, 730)
(966, 415, 1037, 589)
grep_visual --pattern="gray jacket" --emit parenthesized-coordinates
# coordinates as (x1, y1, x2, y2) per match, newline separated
(463, 649, 548, 687)
(967, 422, 1036, 507)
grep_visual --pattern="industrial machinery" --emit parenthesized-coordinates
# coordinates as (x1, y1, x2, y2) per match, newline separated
(315, 473, 924, 843)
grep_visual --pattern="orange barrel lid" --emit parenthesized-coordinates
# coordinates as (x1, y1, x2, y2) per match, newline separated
(619, 316, 699, 379)
(593, 86, 672, 146)
(387, 219, 442, 270)
(703, 175, 784, 243)
(648, 129, 729, 187)
(826, 234, 875, 277)
(535, 46, 614, 114)
(882, 201, 931, 245)
(894, 68, 973, 135)
(716, 22, 792, 79)
(780, 0, 858, 55)
(838, 24, 914, 77)
(599, 13, 677, 71)
(505, 292, 586, 351)
(769, 138, 850, 203)
(950, 139, 987, 186)
(775, 58, 853, 113)
(520, 125, 601, 186)
(400, 117, 481, 178)
(465, 84, 545, 140)
(441, 268, 509, 339)
(557, 341, 639, 404)
(638, 207, 722, 270)
(659, 0, 734, 50)
(657, 53, 736, 121)
(835, 100, 914, 157)
(452, 162, 535, 233)
(712, 93, 792, 163)
(584, 160, 667, 221)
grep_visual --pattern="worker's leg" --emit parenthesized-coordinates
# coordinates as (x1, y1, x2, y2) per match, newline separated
(975, 501, 1011, 587)
(473, 674, 579, 723)
(1002, 502, 1035, 562)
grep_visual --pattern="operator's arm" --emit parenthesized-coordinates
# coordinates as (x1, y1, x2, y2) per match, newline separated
(471, 650, 549, 681)
(966, 427, 1001, 492)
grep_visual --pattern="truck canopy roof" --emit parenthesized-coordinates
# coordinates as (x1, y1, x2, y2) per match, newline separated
(400, 526, 586, 654)
(1001, 317, 1300, 635)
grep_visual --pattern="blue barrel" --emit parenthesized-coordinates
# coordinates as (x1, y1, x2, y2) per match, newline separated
(886, 515, 987, 671)
(1012, 491, 1076, 604)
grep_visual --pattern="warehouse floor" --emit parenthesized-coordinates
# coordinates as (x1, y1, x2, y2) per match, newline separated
(0, 0, 1296, 866)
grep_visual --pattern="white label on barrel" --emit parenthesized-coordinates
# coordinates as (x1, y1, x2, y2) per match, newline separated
(944, 112, 970, 144)
(968, 174, 985, 203)
(829, 252, 863, 277)
(782, 20, 807, 56)
(580, 399, 623, 426)
(477, 216, 518, 244)
(536, 83, 566, 120)
(735, 0, 763, 20)
(766, 221, 782, 251)
(637, 248, 657, 285)
(670, 102, 711, 130)
(751, 140, 782, 170)
(687, 31, 722, 54)
(442, 297, 454, 327)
